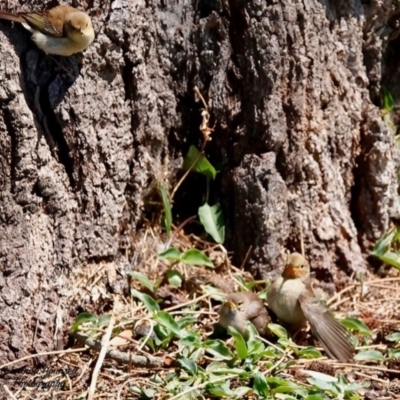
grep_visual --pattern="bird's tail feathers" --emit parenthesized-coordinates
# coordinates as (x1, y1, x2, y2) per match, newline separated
(0, 11, 25, 24)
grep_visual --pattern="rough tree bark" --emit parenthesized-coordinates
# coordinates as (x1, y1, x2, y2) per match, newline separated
(0, 0, 398, 365)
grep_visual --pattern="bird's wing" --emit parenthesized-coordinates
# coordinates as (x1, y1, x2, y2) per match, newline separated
(244, 298, 265, 320)
(299, 293, 354, 362)
(23, 7, 68, 38)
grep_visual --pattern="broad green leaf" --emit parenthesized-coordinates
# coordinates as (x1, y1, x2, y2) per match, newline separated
(208, 381, 234, 397)
(297, 347, 323, 359)
(198, 203, 225, 244)
(376, 251, 400, 270)
(206, 363, 247, 376)
(340, 317, 373, 336)
(153, 311, 188, 339)
(305, 395, 330, 400)
(268, 323, 288, 339)
(191, 347, 205, 362)
(182, 249, 214, 267)
(253, 373, 269, 396)
(158, 247, 182, 261)
(272, 385, 308, 397)
(266, 377, 294, 388)
(131, 288, 160, 312)
(130, 386, 157, 399)
(179, 335, 201, 348)
(354, 350, 385, 361)
(227, 326, 248, 360)
(208, 385, 233, 397)
(177, 316, 198, 329)
(159, 184, 172, 235)
(385, 332, 400, 342)
(166, 269, 183, 288)
(372, 229, 396, 256)
(177, 357, 198, 375)
(247, 325, 265, 355)
(183, 145, 216, 179)
(388, 348, 400, 358)
(70, 312, 98, 332)
(203, 339, 234, 359)
(307, 378, 337, 393)
(128, 271, 154, 292)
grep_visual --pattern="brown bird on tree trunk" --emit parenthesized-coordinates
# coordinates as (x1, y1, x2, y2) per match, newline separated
(0, 5, 95, 56)
(218, 291, 271, 338)
(267, 252, 354, 362)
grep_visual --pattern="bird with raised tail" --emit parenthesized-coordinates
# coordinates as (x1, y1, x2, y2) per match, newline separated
(0, 5, 95, 56)
(218, 291, 272, 338)
(267, 252, 354, 362)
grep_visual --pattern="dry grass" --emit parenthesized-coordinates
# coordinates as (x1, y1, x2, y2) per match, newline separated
(1, 228, 400, 399)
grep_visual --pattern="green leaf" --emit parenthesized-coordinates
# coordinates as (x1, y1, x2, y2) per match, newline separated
(183, 145, 217, 179)
(203, 339, 234, 360)
(388, 348, 400, 359)
(308, 377, 337, 393)
(385, 332, 400, 342)
(181, 249, 214, 267)
(382, 86, 395, 112)
(253, 373, 269, 396)
(159, 184, 172, 235)
(340, 318, 373, 336)
(128, 271, 154, 292)
(166, 269, 183, 288)
(177, 357, 198, 375)
(70, 312, 98, 332)
(179, 335, 201, 347)
(266, 377, 294, 388)
(206, 362, 248, 376)
(131, 288, 160, 312)
(158, 247, 182, 261)
(268, 323, 288, 339)
(247, 325, 265, 355)
(208, 384, 233, 397)
(227, 326, 248, 360)
(298, 347, 323, 359)
(198, 203, 225, 244)
(177, 317, 198, 329)
(354, 350, 385, 361)
(153, 311, 188, 339)
(375, 251, 400, 270)
(372, 229, 396, 255)
(272, 385, 308, 397)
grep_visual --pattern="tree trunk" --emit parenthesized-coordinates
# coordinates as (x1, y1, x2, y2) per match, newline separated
(0, 0, 397, 365)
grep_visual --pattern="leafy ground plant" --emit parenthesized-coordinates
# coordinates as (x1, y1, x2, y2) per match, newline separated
(66, 254, 400, 399)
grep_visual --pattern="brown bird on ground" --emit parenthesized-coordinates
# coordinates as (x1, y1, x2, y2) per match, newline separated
(219, 291, 271, 338)
(0, 5, 95, 56)
(267, 252, 354, 362)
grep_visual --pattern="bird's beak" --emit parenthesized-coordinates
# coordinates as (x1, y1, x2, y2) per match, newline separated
(282, 264, 297, 278)
(225, 300, 237, 310)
